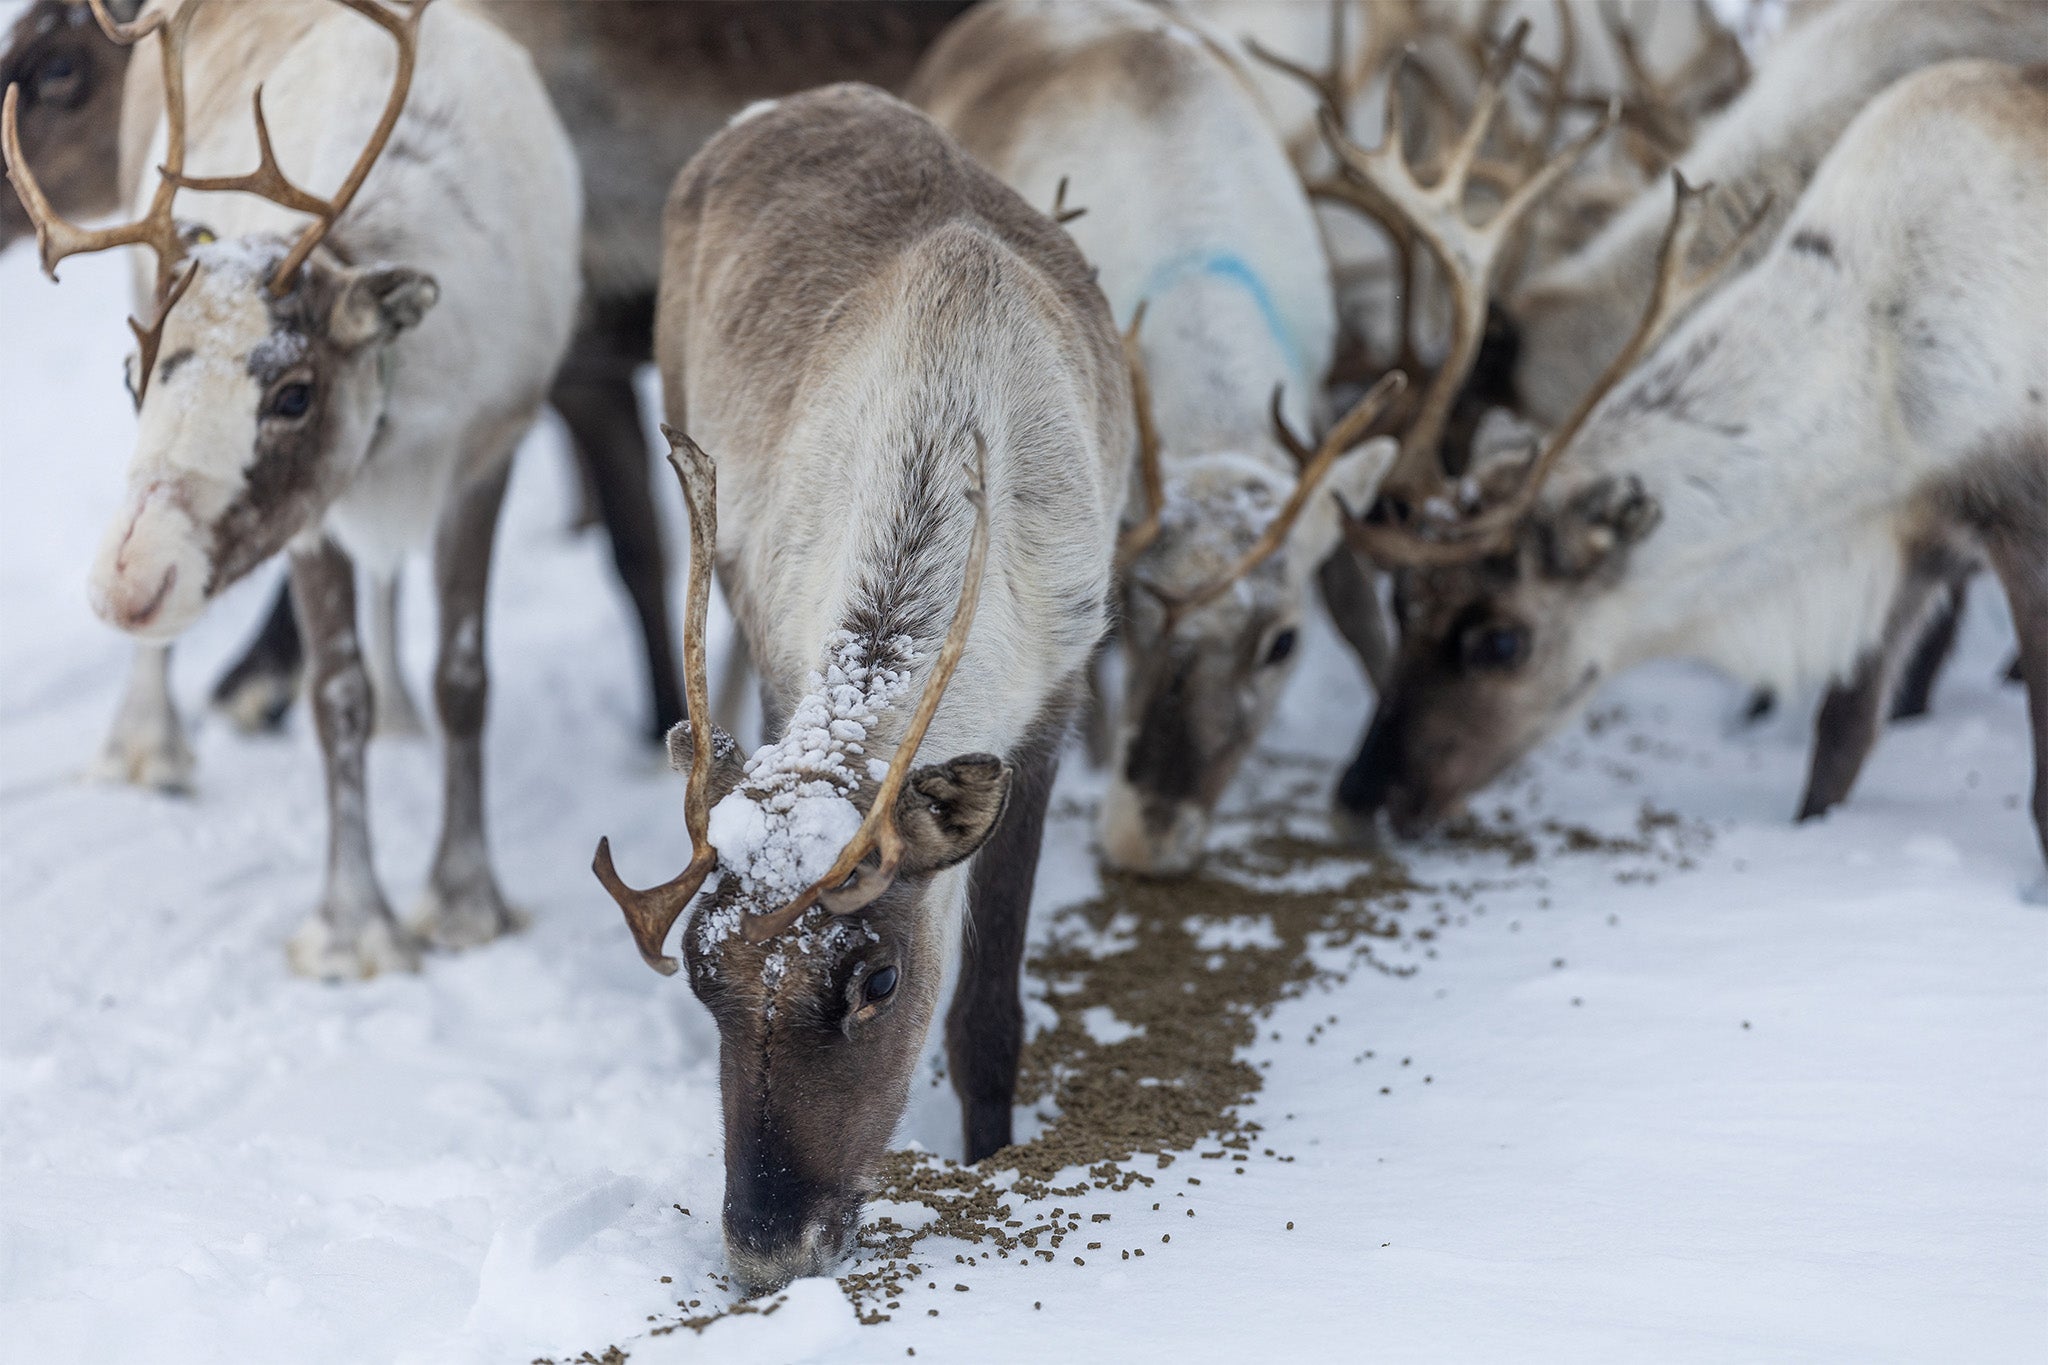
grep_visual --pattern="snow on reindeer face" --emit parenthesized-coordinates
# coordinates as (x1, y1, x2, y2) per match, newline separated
(671, 630, 1010, 1291)
(86, 234, 436, 639)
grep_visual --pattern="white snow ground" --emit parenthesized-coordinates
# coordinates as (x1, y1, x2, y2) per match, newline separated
(2, 208, 2044, 1365)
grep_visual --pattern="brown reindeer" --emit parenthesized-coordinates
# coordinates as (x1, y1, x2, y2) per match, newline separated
(595, 85, 1129, 1289)
(1333, 61, 2048, 875)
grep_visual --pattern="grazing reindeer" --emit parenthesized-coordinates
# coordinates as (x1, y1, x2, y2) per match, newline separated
(911, 0, 1406, 874)
(595, 85, 1128, 1289)
(5, 0, 581, 972)
(0, 1, 974, 782)
(1335, 60, 2048, 876)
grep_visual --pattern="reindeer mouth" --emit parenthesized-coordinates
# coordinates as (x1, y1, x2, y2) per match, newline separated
(116, 565, 179, 633)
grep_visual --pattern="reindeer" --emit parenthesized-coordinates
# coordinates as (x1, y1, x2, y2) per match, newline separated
(4, 0, 582, 973)
(909, 0, 1407, 874)
(0, 0, 974, 785)
(1279, 0, 2048, 821)
(592, 84, 1129, 1289)
(1331, 59, 2048, 876)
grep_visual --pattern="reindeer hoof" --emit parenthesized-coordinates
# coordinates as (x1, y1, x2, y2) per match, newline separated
(411, 882, 527, 951)
(287, 913, 423, 980)
(91, 726, 195, 793)
(212, 664, 300, 735)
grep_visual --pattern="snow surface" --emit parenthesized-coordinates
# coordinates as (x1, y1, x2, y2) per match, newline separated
(3, 190, 2045, 1365)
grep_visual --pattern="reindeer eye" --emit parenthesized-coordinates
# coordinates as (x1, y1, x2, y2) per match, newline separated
(35, 53, 86, 108)
(864, 965, 898, 1003)
(1460, 623, 1529, 672)
(1263, 628, 1298, 667)
(267, 382, 313, 419)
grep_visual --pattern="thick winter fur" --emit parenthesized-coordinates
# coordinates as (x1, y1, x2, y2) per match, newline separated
(1346, 62, 2048, 872)
(653, 85, 1127, 1289)
(98, 0, 580, 972)
(1508, 0, 2048, 426)
(914, 0, 1394, 874)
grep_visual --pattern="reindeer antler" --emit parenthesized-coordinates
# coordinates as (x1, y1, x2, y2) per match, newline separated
(1309, 20, 1616, 505)
(165, 0, 433, 296)
(1142, 368, 1407, 636)
(1116, 302, 1165, 571)
(3, 0, 203, 403)
(739, 435, 995, 944)
(591, 427, 722, 975)
(1347, 171, 1772, 567)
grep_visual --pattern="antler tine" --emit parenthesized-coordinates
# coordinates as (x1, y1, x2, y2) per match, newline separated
(1049, 175, 1086, 225)
(1149, 369, 1407, 636)
(1270, 384, 1314, 470)
(4, 0, 195, 296)
(1312, 19, 1615, 506)
(1242, 0, 1354, 125)
(591, 426, 722, 974)
(167, 0, 434, 296)
(1116, 302, 1165, 571)
(742, 433, 995, 944)
(1346, 172, 1771, 568)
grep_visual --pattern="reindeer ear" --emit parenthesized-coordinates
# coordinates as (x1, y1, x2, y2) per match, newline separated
(1325, 435, 1398, 515)
(893, 754, 1013, 875)
(1542, 475, 1662, 580)
(664, 720, 747, 806)
(328, 264, 439, 350)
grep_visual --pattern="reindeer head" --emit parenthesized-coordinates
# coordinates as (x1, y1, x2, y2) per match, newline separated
(1339, 173, 1768, 835)
(1343, 470, 1660, 832)
(0, 1, 133, 252)
(1102, 339, 1404, 874)
(89, 237, 435, 635)
(595, 431, 1009, 1291)
(1, 0, 434, 636)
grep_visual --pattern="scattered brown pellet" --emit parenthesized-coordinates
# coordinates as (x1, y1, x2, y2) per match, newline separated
(1286, 1222, 1294, 1230)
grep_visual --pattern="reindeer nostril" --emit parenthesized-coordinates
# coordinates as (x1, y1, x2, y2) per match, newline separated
(124, 566, 179, 629)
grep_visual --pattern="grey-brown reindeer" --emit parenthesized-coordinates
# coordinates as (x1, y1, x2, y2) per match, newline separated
(592, 85, 1130, 1290)
(1334, 59, 2048, 879)
(0, 0, 974, 787)
(4, 0, 581, 973)
(911, 0, 1415, 876)
(1384, 1, 2048, 816)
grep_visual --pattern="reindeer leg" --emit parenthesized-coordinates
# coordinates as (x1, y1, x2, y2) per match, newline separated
(210, 579, 304, 735)
(285, 537, 417, 978)
(1317, 547, 1394, 694)
(1983, 535, 2048, 872)
(948, 707, 1064, 1163)
(1889, 574, 1968, 721)
(411, 459, 524, 951)
(93, 642, 194, 791)
(365, 568, 427, 739)
(551, 340, 683, 743)
(1798, 566, 1945, 821)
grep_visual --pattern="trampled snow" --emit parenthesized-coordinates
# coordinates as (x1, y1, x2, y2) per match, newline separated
(2, 201, 2043, 1363)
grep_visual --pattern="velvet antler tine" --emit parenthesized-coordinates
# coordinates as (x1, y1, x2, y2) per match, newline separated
(1116, 302, 1165, 571)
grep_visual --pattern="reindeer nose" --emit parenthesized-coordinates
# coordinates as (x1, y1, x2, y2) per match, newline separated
(723, 1210, 854, 1293)
(1099, 783, 1208, 875)
(95, 565, 179, 632)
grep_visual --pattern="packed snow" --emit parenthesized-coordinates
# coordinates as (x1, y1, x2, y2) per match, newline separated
(3, 162, 2044, 1365)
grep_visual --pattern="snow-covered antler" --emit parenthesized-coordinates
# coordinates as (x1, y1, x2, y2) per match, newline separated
(738, 432, 995, 943)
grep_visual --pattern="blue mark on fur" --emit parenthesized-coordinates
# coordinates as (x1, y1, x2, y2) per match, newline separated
(1137, 251, 1306, 381)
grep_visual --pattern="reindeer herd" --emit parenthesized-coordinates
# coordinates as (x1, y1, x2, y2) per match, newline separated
(4, 0, 2043, 1294)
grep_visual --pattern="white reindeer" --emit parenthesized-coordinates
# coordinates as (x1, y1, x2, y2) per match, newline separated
(1336, 59, 2048, 880)
(911, 0, 1407, 874)
(4, 0, 581, 974)
(592, 85, 1128, 1289)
